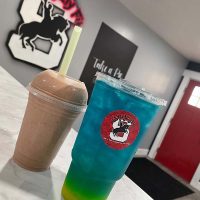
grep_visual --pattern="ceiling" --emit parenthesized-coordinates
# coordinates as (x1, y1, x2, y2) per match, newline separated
(119, 0, 200, 62)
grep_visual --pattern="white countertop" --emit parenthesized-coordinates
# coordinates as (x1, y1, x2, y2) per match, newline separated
(0, 66, 153, 200)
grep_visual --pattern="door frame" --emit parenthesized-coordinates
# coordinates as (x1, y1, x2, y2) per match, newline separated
(191, 163, 200, 191)
(149, 69, 200, 160)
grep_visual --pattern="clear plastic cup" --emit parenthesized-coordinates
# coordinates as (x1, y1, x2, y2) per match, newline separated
(62, 72, 166, 200)
(13, 70, 88, 171)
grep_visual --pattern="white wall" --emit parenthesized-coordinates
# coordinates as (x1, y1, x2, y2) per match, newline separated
(0, 0, 188, 149)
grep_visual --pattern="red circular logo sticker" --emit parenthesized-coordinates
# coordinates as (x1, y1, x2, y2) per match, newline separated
(101, 110, 140, 150)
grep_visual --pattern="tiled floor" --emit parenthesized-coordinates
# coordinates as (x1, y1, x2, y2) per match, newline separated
(148, 158, 200, 200)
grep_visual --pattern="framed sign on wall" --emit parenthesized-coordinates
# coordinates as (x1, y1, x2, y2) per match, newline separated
(80, 22, 138, 100)
(7, 0, 84, 69)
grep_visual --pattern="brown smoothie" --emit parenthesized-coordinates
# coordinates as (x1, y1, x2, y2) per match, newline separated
(13, 70, 88, 171)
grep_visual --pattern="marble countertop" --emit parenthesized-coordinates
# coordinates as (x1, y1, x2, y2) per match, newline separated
(0, 66, 153, 200)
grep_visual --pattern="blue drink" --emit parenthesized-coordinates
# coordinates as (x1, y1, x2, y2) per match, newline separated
(62, 73, 166, 200)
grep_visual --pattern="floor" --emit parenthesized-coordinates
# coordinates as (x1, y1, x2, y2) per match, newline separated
(148, 158, 200, 200)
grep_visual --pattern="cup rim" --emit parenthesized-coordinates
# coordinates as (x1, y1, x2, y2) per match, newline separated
(27, 85, 87, 113)
(95, 72, 167, 106)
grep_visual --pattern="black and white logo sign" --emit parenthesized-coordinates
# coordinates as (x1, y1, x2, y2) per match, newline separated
(7, 0, 75, 69)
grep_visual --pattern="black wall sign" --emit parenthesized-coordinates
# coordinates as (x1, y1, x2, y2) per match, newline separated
(80, 22, 138, 101)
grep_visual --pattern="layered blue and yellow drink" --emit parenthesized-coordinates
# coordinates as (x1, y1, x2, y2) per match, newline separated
(62, 73, 166, 200)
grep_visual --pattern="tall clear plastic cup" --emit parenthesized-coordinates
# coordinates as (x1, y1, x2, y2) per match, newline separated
(13, 70, 88, 171)
(62, 72, 167, 200)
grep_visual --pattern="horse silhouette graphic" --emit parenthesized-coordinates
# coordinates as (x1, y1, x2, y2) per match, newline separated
(18, 0, 70, 51)
(110, 119, 133, 143)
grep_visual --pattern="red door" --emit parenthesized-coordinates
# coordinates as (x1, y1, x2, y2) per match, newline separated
(156, 80, 200, 182)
